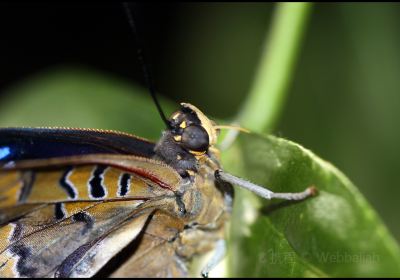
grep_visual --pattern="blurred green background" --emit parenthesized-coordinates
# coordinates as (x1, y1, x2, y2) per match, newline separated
(0, 2, 399, 246)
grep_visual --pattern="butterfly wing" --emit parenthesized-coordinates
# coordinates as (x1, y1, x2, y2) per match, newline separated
(0, 200, 153, 277)
(0, 128, 185, 277)
(109, 210, 188, 278)
(0, 155, 183, 277)
(0, 127, 156, 162)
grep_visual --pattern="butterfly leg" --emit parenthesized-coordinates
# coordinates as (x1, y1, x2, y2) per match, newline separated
(215, 170, 317, 201)
(200, 239, 226, 278)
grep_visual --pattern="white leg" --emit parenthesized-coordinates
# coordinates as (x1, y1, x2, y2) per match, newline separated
(201, 239, 226, 278)
(215, 170, 317, 201)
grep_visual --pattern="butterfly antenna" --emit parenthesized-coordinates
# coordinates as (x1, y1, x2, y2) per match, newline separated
(122, 3, 171, 128)
(213, 125, 250, 133)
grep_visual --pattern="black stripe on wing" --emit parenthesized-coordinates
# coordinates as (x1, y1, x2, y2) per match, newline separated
(89, 165, 107, 199)
(118, 173, 131, 197)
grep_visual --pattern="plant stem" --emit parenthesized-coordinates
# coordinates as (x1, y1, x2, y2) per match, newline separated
(238, 3, 312, 133)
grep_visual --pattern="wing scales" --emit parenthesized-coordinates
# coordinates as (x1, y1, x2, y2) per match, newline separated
(0, 129, 189, 277)
(0, 200, 151, 277)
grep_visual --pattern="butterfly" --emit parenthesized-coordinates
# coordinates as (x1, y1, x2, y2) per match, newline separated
(0, 102, 316, 278)
(0, 4, 317, 277)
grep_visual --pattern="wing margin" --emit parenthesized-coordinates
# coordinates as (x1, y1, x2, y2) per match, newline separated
(0, 127, 156, 163)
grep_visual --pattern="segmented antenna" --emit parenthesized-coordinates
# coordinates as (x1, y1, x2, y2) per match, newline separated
(122, 3, 171, 128)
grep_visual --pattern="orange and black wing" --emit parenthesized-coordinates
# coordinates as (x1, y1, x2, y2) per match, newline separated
(0, 128, 186, 277)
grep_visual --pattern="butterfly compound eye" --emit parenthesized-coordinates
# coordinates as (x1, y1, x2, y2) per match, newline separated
(181, 125, 209, 152)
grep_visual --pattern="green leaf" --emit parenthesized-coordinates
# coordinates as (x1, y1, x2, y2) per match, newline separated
(222, 132, 400, 277)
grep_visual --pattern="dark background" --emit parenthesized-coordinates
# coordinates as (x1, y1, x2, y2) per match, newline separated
(1, 3, 399, 242)
(0, 3, 179, 100)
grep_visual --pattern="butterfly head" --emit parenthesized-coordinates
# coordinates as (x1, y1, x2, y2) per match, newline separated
(168, 103, 218, 157)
